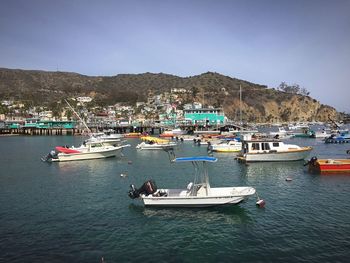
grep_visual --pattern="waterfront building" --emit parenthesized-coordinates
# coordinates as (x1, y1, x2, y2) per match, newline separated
(24, 119, 76, 129)
(159, 113, 176, 126)
(184, 108, 225, 125)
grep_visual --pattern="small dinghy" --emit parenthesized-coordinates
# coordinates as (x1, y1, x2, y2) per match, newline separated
(136, 136, 176, 150)
(306, 156, 350, 174)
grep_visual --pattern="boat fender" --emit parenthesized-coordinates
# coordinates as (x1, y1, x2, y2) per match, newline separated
(256, 199, 266, 208)
(255, 192, 265, 208)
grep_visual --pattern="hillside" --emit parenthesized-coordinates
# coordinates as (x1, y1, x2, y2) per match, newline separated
(0, 68, 338, 122)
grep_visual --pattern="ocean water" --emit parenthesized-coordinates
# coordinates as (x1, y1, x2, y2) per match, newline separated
(1, 136, 350, 263)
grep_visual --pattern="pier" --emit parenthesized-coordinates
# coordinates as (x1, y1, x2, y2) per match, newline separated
(0, 121, 240, 136)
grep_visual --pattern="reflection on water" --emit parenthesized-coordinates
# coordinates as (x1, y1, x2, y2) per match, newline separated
(129, 203, 253, 225)
(55, 157, 122, 174)
(243, 161, 305, 177)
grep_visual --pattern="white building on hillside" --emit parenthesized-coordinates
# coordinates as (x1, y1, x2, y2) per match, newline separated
(76, 97, 92, 103)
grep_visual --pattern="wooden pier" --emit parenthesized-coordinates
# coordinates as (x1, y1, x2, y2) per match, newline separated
(0, 125, 167, 136)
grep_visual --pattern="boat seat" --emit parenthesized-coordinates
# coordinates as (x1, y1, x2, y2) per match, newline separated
(187, 182, 193, 191)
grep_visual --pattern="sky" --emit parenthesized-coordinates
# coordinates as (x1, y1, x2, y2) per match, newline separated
(0, 0, 349, 112)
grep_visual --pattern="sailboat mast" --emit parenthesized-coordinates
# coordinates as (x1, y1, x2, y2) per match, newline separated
(65, 99, 91, 135)
(239, 85, 242, 124)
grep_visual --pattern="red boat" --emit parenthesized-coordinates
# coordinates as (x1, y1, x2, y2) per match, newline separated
(308, 157, 350, 174)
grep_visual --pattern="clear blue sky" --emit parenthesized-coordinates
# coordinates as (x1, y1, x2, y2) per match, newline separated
(1, 0, 349, 112)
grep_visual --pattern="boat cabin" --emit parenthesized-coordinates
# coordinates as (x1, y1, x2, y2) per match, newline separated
(242, 139, 296, 154)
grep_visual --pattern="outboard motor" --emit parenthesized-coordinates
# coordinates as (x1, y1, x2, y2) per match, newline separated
(304, 156, 318, 166)
(128, 180, 157, 199)
(41, 150, 57, 162)
(207, 142, 212, 152)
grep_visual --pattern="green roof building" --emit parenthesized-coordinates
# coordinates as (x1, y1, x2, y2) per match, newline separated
(184, 108, 225, 125)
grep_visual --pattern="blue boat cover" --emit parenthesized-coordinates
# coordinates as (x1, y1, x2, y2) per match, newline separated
(174, 156, 217, 162)
(223, 137, 241, 141)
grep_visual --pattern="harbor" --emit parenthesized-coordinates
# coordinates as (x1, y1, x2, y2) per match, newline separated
(1, 0, 350, 262)
(1, 133, 350, 262)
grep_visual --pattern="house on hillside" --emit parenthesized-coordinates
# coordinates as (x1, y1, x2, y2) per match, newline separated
(76, 96, 92, 103)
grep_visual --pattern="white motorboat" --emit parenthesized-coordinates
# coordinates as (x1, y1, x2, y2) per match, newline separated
(160, 128, 187, 137)
(136, 136, 177, 150)
(128, 156, 257, 208)
(42, 140, 129, 162)
(268, 127, 293, 139)
(85, 132, 124, 146)
(175, 135, 197, 141)
(237, 139, 312, 162)
(209, 139, 242, 152)
(310, 130, 329, 139)
(193, 136, 221, 146)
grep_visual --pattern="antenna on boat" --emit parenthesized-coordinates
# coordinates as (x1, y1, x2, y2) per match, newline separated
(64, 99, 92, 135)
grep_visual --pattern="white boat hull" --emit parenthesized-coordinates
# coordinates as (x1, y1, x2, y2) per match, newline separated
(136, 142, 176, 150)
(243, 149, 311, 162)
(210, 142, 242, 152)
(141, 187, 255, 207)
(52, 147, 122, 162)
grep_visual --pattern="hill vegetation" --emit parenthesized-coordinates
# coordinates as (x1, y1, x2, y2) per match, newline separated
(0, 68, 339, 122)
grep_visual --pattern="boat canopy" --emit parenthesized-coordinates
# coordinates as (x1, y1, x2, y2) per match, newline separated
(174, 156, 217, 163)
(140, 136, 170, 143)
(55, 146, 81, 154)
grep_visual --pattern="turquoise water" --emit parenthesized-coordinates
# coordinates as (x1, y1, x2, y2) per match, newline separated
(1, 136, 350, 262)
